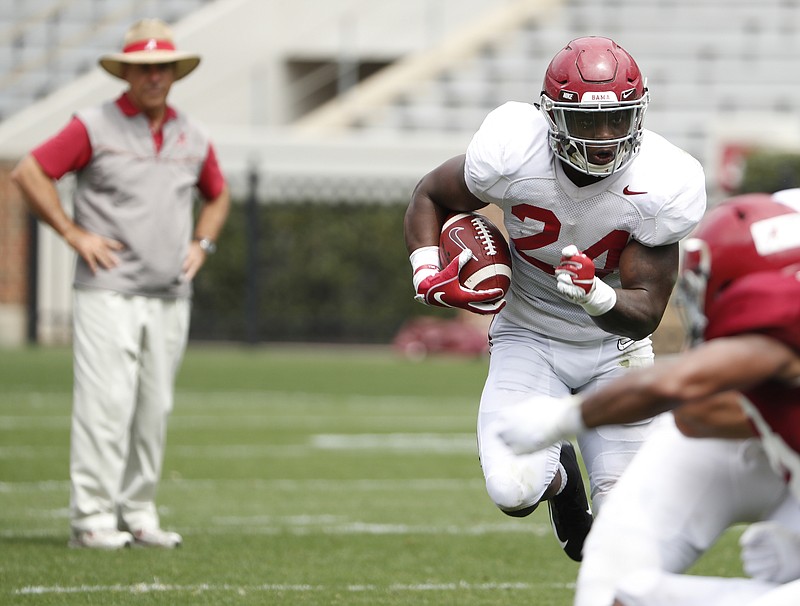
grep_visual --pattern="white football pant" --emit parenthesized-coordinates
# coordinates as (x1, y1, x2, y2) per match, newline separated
(577, 420, 800, 606)
(478, 315, 658, 515)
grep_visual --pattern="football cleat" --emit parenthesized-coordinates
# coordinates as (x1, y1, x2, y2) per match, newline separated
(131, 527, 183, 548)
(547, 441, 593, 561)
(68, 529, 133, 550)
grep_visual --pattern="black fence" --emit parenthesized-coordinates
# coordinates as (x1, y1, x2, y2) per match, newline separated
(189, 171, 452, 345)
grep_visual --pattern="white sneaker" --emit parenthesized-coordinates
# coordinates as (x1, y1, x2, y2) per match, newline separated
(132, 527, 182, 548)
(68, 529, 133, 550)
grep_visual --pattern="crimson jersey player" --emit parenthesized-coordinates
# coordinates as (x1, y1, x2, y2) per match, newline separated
(495, 192, 800, 606)
(405, 36, 706, 561)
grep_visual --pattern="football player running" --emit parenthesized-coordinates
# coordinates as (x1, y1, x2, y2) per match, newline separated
(404, 36, 706, 561)
(493, 191, 800, 605)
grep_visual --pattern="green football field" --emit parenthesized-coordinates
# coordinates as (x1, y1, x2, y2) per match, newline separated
(0, 345, 743, 605)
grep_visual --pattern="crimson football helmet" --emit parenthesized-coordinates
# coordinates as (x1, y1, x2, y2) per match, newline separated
(540, 36, 649, 177)
(677, 193, 800, 343)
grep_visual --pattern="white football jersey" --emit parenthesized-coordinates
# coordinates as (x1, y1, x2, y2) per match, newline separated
(464, 102, 707, 342)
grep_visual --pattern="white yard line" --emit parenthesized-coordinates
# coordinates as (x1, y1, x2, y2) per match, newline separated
(0, 477, 485, 493)
(2, 509, 551, 538)
(311, 432, 475, 451)
(0, 432, 478, 460)
(15, 580, 574, 596)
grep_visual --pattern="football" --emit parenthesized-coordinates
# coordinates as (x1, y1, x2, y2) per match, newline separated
(439, 212, 512, 294)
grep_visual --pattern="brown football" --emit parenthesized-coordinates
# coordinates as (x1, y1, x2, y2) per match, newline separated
(439, 212, 512, 294)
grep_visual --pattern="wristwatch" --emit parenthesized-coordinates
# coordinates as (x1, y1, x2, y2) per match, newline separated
(195, 237, 217, 255)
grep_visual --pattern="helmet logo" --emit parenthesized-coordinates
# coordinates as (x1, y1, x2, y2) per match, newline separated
(751, 214, 800, 255)
(621, 88, 636, 100)
(559, 90, 578, 102)
(580, 91, 618, 103)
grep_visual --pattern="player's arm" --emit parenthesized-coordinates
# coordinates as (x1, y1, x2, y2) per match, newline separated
(496, 334, 799, 454)
(671, 392, 755, 439)
(597, 240, 678, 339)
(404, 154, 487, 253)
(580, 334, 800, 427)
(557, 239, 678, 340)
(404, 154, 505, 314)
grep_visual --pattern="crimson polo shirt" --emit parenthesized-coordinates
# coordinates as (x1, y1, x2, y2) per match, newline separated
(32, 93, 225, 298)
(32, 93, 225, 200)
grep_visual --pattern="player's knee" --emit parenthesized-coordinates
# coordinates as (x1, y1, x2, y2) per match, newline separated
(485, 472, 539, 514)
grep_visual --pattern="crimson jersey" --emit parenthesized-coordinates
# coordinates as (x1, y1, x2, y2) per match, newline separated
(464, 102, 706, 342)
(704, 269, 800, 499)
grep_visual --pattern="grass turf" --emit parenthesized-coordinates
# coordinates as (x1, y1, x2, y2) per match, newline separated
(0, 345, 743, 605)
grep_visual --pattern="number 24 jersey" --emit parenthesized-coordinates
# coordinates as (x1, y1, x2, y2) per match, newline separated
(465, 102, 707, 342)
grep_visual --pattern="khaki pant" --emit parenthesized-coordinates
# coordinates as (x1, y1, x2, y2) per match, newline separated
(70, 288, 190, 533)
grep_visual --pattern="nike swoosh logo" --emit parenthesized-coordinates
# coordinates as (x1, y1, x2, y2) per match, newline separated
(617, 338, 634, 351)
(432, 292, 451, 307)
(623, 186, 647, 196)
(446, 227, 469, 252)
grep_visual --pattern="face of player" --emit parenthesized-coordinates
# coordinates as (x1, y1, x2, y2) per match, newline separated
(123, 62, 177, 119)
(563, 108, 634, 166)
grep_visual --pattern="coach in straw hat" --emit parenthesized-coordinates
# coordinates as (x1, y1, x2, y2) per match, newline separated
(99, 18, 201, 80)
(11, 18, 230, 550)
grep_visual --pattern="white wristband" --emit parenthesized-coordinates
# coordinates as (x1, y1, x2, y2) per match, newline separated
(410, 246, 441, 291)
(581, 278, 617, 316)
(559, 395, 588, 436)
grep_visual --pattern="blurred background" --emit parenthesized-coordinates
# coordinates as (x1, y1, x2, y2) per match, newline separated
(2, 0, 800, 351)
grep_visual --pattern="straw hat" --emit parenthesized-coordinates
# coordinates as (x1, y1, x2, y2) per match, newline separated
(99, 19, 201, 80)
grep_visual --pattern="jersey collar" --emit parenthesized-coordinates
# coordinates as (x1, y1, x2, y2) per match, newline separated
(554, 159, 626, 201)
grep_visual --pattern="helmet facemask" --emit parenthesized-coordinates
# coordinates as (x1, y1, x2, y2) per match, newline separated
(540, 90, 649, 177)
(675, 238, 711, 347)
(675, 194, 800, 347)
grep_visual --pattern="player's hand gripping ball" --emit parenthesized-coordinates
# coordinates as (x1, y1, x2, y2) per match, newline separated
(439, 212, 513, 296)
(414, 212, 512, 315)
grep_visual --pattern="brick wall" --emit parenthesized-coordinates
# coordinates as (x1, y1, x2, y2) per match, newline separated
(0, 162, 29, 306)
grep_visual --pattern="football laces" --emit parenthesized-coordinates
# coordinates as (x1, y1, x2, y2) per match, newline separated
(472, 217, 498, 256)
